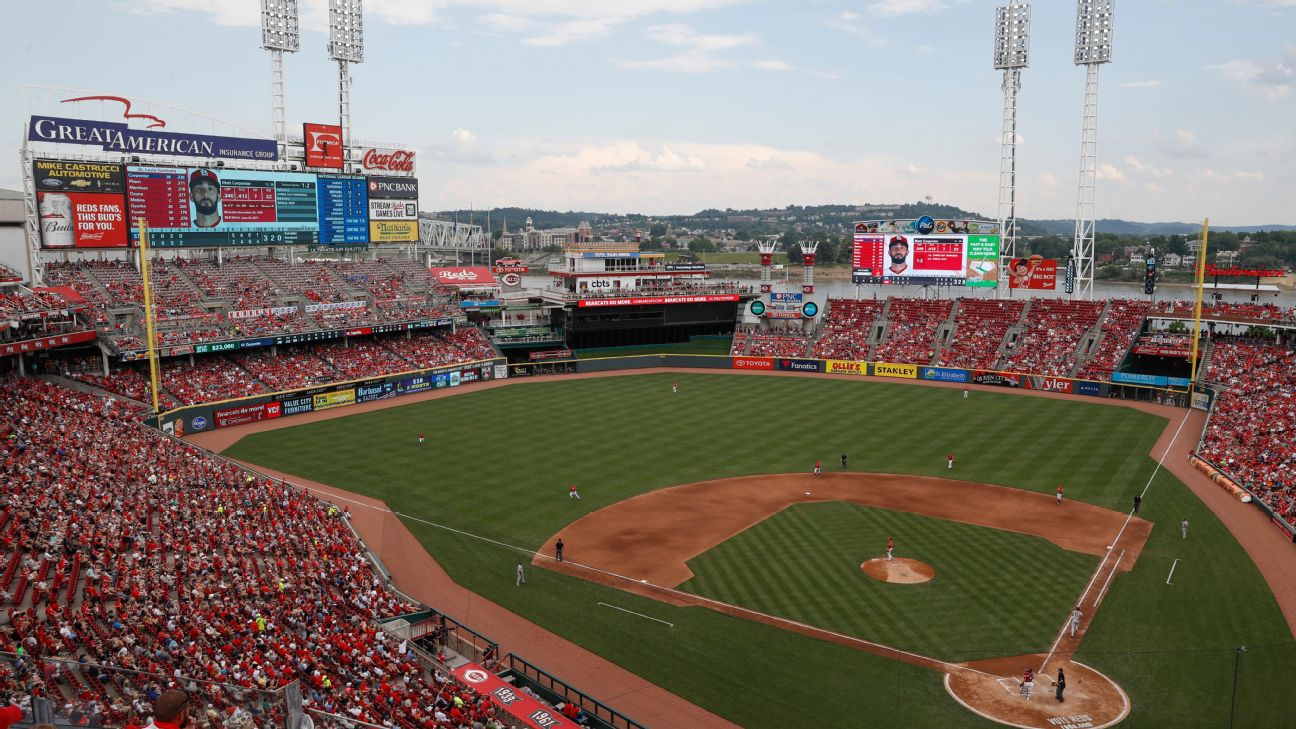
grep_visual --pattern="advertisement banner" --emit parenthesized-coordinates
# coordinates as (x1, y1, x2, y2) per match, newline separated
(0, 329, 97, 357)
(313, 389, 356, 411)
(303, 123, 344, 169)
(366, 176, 419, 199)
(280, 395, 315, 416)
(874, 362, 918, 379)
(1027, 375, 1073, 394)
(432, 267, 498, 287)
(732, 356, 774, 370)
(397, 375, 432, 394)
(1007, 257, 1058, 290)
(38, 190, 128, 248)
(33, 159, 124, 194)
(576, 294, 740, 307)
(368, 199, 418, 220)
(920, 366, 968, 383)
(826, 359, 866, 376)
(973, 371, 1023, 388)
(28, 115, 278, 161)
(777, 358, 823, 373)
(229, 306, 298, 319)
(1110, 372, 1189, 387)
(450, 664, 576, 729)
(529, 349, 574, 361)
(368, 220, 419, 242)
(851, 220, 999, 287)
(360, 149, 416, 176)
(214, 402, 282, 428)
(305, 300, 366, 313)
(1076, 381, 1104, 396)
(1191, 390, 1212, 411)
(665, 262, 707, 271)
(356, 382, 397, 403)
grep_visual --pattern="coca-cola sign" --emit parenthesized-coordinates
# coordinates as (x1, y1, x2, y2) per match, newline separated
(361, 148, 416, 175)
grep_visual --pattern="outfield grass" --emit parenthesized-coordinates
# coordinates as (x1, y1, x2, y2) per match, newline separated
(680, 503, 1097, 660)
(225, 373, 1296, 728)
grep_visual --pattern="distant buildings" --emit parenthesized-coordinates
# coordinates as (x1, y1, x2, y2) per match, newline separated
(500, 217, 594, 251)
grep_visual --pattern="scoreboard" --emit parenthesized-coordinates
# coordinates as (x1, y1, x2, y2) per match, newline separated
(126, 166, 365, 248)
(851, 218, 1000, 288)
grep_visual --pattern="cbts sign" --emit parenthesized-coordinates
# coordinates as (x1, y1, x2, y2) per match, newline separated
(303, 123, 344, 169)
(360, 148, 416, 175)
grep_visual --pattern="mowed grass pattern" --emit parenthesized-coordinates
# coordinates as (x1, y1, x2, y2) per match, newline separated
(226, 373, 1296, 729)
(679, 503, 1096, 660)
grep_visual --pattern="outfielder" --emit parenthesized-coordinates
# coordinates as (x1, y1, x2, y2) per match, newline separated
(946, 452, 954, 470)
(886, 536, 894, 561)
(1056, 484, 1064, 505)
(569, 484, 581, 500)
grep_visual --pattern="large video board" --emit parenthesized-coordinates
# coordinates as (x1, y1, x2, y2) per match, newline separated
(125, 165, 369, 247)
(34, 159, 130, 248)
(852, 218, 999, 288)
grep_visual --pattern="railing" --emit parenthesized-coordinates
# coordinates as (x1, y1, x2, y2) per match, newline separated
(503, 653, 649, 729)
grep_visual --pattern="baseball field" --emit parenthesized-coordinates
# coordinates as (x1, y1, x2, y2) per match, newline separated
(218, 372, 1296, 728)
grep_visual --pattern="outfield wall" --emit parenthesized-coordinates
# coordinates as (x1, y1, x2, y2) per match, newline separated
(153, 357, 508, 437)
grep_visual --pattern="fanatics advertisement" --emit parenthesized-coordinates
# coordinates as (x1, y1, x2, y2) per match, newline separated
(777, 358, 823, 373)
(35, 159, 129, 248)
(28, 115, 279, 161)
(1007, 256, 1058, 290)
(851, 218, 999, 287)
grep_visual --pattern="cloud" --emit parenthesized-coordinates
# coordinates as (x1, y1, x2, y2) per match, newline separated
(1096, 163, 1127, 182)
(1154, 129, 1209, 159)
(480, 12, 531, 32)
(621, 24, 755, 73)
(1119, 80, 1163, 88)
(1230, 0, 1296, 6)
(752, 59, 793, 71)
(1206, 45, 1296, 99)
(428, 128, 496, 164)
(1123, 156, 1170, 179)
(1234, 170, 1266, 181)
(864, 0, 948, 18)
(746, 156, 794, 170)
(524, 17, 624, 46)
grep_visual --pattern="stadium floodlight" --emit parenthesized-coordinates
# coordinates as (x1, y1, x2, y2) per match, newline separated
(1074, 0, 1114, 65)
(328, 0, 365, 63)
(994, 2, 1030, 293)
(994, 2, 1030, 70)
(262, 0, 300, 52)
(262, 0, 299, 160)
(1070, 0, 1114, 301)
(329, 0, 364, 168)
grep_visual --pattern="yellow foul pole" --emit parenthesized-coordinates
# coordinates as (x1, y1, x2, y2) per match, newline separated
(137, 218, 162, 415)
(1188, 218, 1210, 386)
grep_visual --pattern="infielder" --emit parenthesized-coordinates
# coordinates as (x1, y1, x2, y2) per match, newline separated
(946, 452, 954, 470)
(1070, 606, 1082, 637)
(1056, 484, 1064, 505)
(418, 432, 425, 446)
(886, 536, 894, 561)
(516, 563, 525, 586)
(569, 484, 581, 500)
(813, 461, 822, 478)
(1181, 517, 1189, 539)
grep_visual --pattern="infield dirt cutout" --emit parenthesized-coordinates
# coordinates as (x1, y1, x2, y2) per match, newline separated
(539, 471, 1146, 728)
(862, 556, 935, 583)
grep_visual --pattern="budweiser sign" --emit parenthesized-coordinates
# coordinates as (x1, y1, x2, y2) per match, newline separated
(361, 148, 416, 174)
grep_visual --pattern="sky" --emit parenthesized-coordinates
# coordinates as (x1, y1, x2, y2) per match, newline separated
(2, 0, 1294, 226)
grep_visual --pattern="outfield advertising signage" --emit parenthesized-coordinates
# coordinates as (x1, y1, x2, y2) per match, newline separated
(852, 219, 999, 288)
(874, 362, 918, 379)
(313, 389, 356, 411)
(214, 402, 282, 428)
(731, 356, 774, 370)
(366, 176, 419, 242)
(826, 359, 866, 376)
(920, 367, 968, 383)
(973, 371, 1023, 387)
(303, 123, 344, 169)
(28, 115, 278, 161)
(777, 358, 823, 373)
(34, 159, 129, 248)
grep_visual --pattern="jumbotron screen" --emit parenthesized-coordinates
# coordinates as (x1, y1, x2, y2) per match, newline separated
(125, 165, 370, 248)
(852, 218, 1000, 288)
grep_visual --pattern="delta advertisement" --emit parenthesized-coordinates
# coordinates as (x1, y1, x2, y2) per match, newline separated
(34, 159, 129, 248)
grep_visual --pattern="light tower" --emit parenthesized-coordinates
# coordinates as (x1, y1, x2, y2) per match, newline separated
(758, 240, 777, 294)
(328, 0, 364, 168)
(1070, 0, 1114, 300)
(993, 2, 1030, 290)
(261, 0, 299, 162)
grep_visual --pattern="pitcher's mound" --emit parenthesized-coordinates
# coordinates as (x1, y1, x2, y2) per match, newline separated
(861, 557, 935, 584)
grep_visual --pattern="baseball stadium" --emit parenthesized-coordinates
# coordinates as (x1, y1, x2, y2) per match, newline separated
(3, 2, 1296, 729)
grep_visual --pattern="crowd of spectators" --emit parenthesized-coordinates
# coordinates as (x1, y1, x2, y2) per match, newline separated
(810, 299, 885, 361)
(1198, 340, 1296, 520)
(1076, 299, 1151, 381)
(0, 378, 519, 729)
(872, 299, 953, 365)
(936, 299, 1024, 370)
(1150, 300, 1296, 325)
(747, 333, 811, 357)
(1001, 300, 1104, 377)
